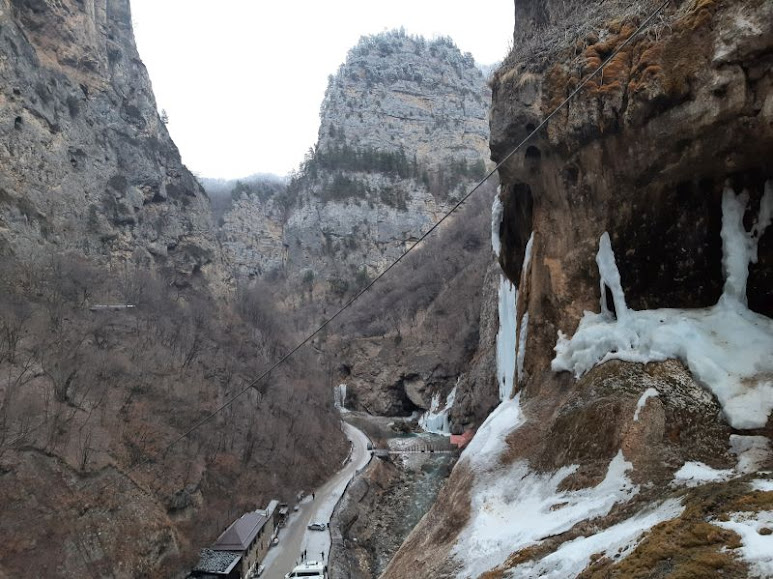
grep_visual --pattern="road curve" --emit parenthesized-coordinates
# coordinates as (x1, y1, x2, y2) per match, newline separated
(262, 421, 371, 579)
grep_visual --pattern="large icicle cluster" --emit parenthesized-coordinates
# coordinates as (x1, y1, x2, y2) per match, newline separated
(553, 183, 773, 429)
(419, 384, 457, 435)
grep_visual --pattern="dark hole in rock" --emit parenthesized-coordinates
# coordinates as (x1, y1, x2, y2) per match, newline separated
(565, 165, 579, 186)
(526, 123, 536, 132)
(525, 146, 541, 161)
(14, 116, 22, 130)
(500, 182, 534, 283)
(605, 285, 617, 318)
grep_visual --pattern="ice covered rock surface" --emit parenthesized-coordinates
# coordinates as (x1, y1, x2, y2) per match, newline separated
(553, 184, 773, 429)
(511, 499, 684, 579)
(456, 433, 646, 576)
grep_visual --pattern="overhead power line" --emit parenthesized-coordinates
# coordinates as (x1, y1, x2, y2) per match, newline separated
(153, 0, 672, 465)
(6, 0, 672, 529)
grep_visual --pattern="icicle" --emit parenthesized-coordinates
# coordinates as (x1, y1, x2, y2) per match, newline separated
(596, 232, 628, 319)
(491, 190, 504, 258)
(720, 183, 773, 306)
(496, 276, 517, 401)
(516, 312, 529, 384)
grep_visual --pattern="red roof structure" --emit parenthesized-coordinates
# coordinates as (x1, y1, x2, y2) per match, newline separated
(450, 429, 474, 449)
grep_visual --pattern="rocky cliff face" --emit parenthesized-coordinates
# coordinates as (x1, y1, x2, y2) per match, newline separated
(0, 3, 348, 577)
(384, 1, 773, 577)
(0, 0, 220, 284)
(218, 30, 491, 287)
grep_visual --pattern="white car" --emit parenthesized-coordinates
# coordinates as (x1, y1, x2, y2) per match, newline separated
(284, 560, 327, 578)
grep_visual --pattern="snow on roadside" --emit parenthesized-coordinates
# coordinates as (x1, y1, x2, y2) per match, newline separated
(633, 388, 659, 421)
(552, 184, 773, 430)
(511, 499, 684, 579)
(714, 510, 773, 578)
(300, 424, 370, 562)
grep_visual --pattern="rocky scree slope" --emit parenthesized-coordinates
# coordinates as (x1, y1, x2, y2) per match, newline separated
(0, 0, 220, 285)
(383, 1, 773, 577)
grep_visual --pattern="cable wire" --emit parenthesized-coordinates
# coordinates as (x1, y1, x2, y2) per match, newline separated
(6, 0, 671, 529)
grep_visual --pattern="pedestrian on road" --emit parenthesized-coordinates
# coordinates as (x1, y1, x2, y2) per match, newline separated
(321, 551, 324, 561)
(312, 492, 315, 500)
(303, 550, 306, 560)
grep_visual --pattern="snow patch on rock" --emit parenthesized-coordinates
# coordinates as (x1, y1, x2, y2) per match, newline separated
(633, 388, 659, 422)
(714, 510, 773, 577)
(511, 499, 684, 579)
(751, 479, 773, 492)
(455, 421, 641, 578)
(673, 462, 735, 487)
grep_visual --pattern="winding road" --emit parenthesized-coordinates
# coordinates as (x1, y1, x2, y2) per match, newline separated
(261, 422, 370, 579)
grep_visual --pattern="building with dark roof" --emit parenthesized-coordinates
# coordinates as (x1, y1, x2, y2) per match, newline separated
(189, 501, 279, 579)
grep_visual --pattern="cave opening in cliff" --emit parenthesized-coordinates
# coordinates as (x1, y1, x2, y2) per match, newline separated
(500, 182, 534, 284)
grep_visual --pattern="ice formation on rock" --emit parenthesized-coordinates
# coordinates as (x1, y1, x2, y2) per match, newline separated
(496, 276, 517, 401)
(491, 190, 504, 258)
(334, 383, 347, 411)
(553, 183, 773, 429)
(419, 385, 457, 435)
(455, 436, 656, 578)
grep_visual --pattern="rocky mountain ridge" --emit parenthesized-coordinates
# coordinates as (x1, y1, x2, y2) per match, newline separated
(217, 30, 491, 289)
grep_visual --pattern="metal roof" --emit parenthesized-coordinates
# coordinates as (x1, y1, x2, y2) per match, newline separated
(193, 549, 241, 574)
(212, 510, 269, 551)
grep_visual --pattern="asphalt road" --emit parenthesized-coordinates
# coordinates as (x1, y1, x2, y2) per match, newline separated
(261, 421, 370, 579)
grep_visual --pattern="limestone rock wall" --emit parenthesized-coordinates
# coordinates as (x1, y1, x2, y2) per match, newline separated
(0, 0, 221, 285)
(318, 31, 489, 165)
(218, 30, 491, 286)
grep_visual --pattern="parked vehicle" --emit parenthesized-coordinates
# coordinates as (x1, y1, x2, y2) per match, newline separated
(284, 561, 327, 578)
(307, 522, 326, 531)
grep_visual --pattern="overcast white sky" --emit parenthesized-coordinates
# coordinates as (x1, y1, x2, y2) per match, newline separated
(131, 1, 514, 180)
